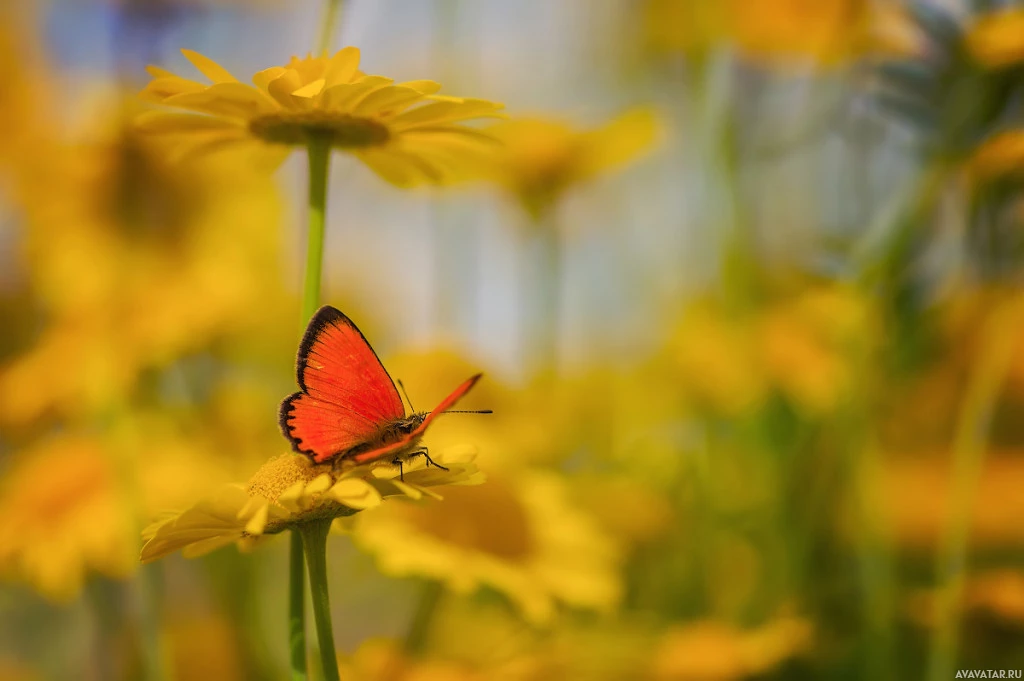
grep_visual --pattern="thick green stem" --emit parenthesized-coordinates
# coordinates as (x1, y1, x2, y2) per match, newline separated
(317, 0, 344, 55)
(926, 298, 1024, 681)
(404, 580, 444, 654)
(290, 135, 333, 681)
(301, 519, 341, 681)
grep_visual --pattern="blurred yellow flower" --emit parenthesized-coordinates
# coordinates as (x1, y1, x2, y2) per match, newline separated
(138, 48, 505, 186)
(643, 0, 887, 66)
(757, 286, 873, 415)
(165, 611, 246, 681)
(0, 10, 47, 170)
(672, 285, 874, 417)
(875, 453, 1024, 549)
(966, 7, 1024, 69)
(966, 130, 1024, 183)
(0, 658, 41, 681)
(0, 422, 244, 601)
(339, 639, 491, 681)
(353, 469, 621, 624)
(650, 614, 813, 680)
(672, 302, 767, 415)
(0, 436, 135, 602)
(141, 448, 483, 563)
(0, 120, 284, 427)
(907, 569, 1024, 631)
(486, 109, 659, 219)
(961, 570, 1024, 626)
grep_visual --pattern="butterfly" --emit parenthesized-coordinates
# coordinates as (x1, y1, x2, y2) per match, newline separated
(279, 306, 489, 475)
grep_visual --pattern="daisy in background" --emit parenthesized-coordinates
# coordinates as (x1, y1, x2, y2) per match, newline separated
(353, 467, 621, 627)
(486, 110, 660, 222)
(482, 110, 659, 374)
(138, 48, 506, 186)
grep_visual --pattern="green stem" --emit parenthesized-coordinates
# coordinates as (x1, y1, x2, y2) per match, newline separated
(317, 0, 344, 55)
(926, 298, 1023, 681)
(290, 134, 333, 681)
(300, 519, 341, 681)
(404, 580, 444, 654)
(289, 533, 307, 681)
(523, 210, 561, 377)
(303, 136, 331, 322)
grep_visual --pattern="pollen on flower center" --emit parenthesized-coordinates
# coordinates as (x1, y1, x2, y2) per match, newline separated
(248, 112, 390, 148)
(246, 454, 325, 503)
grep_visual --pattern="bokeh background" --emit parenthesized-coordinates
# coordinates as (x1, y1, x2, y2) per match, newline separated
(2, 0, 1024, 679)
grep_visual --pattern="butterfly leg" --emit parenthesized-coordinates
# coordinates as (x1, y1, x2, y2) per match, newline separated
(419, 449, 449, 472)
(391, 457, 405, 482)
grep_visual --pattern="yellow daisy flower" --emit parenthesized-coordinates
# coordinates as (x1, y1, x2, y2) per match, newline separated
(0, 423, 251, 601)
(352, 469, 622, 624)
(138, 48, 506, 186)
(486, 109, 659, 220)
(873, 452, 1024, 550)
(967, 130, 1024, 183)
(0, 115, 284, 428)
(672, 285, 875, 417)
(650, 614, 814, 680)
(338, 639, 492, 681)
(966, 6, 1024, 69)
(140, 448, 483, 563)
(643, 0, 891, 67)
(0, 436, 135, 602)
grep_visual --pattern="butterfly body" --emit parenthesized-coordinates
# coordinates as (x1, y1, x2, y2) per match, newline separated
(341, 414, 426, 462)
(279, 306, 485, 468)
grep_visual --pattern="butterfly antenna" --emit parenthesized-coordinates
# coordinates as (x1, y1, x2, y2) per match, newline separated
(442, 409, 494, 414)
(397, 379, 415, 412)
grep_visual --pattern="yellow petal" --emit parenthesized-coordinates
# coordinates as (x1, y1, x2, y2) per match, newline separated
(266, 69, 312, 111)
(180, 535, 239, 559)
(139, 76, 205, 102)
(165, 131, 250, 163)
(323, 47, 361, 86)
(236, 495, 267, 521)
(304, 473, 332, 496)
(244, 503, 270, 535)
(412, 484, 443, 501)
(328, 478, 382, 510)
(182, 48, 238, 83)
(146, 64, 177, 78)
(163, 82, 277, 119)
(293, 78, 326, 99)
(253, 66, 288, 92)
(389, 98, 505, 131)
(967, 7, 1024, 68)
(351, 85, 428, 117)
(276, 480, 307, 512)
(357, 149, 439, 187)
(576, 107, 660, 182)
(396, 79, 442, 95)
(320, 76, 394, 112)
(136, 111, 245, 134)
(391, 479, 423, 499)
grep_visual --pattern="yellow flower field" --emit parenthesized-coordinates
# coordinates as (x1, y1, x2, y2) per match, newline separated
(1, 1, 1024, 679)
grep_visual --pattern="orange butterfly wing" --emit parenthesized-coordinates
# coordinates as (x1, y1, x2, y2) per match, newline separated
(279, 306, 405, 463)
(349, 374, 482, 464)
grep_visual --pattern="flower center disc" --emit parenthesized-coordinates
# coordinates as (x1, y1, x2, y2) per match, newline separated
(249, 113, 390, 148)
